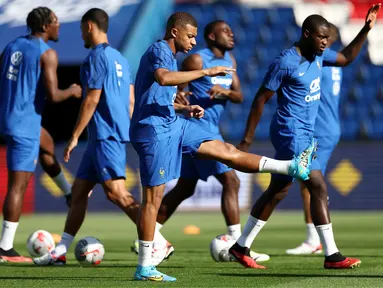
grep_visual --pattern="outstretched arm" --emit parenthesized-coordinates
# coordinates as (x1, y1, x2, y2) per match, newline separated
(330, 3, 380, 67)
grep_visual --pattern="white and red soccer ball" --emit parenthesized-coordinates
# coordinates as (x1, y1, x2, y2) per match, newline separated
(26, 230, 55, 257)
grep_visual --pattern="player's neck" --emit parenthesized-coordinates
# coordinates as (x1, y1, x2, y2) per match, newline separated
(209, 46, 225, 58)
(30, 33, 49, 43)
(91, 35, 108, 48)
(296, 41, 315, 61)
(163, 38, 177, 54)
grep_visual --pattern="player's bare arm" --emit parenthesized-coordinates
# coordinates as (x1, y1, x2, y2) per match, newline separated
(129, 84, 135, 118)
(238, 87, 275, 152)
(41, 49, 82, 102)
(64, 88, 101, 162)
(154, 65, 235, 87)
(334, 3, 380, 67)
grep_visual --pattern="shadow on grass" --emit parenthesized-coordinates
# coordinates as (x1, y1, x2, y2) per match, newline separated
(211, 273, 383, 279)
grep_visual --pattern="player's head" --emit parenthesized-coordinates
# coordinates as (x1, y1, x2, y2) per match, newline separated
(301, 14, 329, 55)
(204, 20, 235, 51)
(327, 23, 339, 48)
(26, 7, 60, 42)
(165, 12, 198, 53)
(81, 8, 109, 49)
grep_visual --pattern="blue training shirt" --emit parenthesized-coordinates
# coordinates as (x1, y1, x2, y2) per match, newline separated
(263, 46, 338, 138)
(130, 40, 180, 142)
(0, 36, 50, 139)
(80, 43, 132, 142)
(187, 48, 233, 134)
(314, 66, 342, 138)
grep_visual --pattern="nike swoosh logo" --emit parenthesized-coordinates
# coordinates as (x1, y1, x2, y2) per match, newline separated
(299, 72, 305, 76)
(141, 245, 150, 248)
(144, 275, 163, 281)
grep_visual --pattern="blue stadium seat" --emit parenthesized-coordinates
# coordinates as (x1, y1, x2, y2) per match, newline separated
(341, 119, 359, 140)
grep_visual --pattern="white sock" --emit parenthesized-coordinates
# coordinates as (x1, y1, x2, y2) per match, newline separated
(237, 216, 266, 248)
(155, 222, 163, 231)
(153, 229, 167, 248)
(305, 223, 320, 247)
(0, 221, 19, 250)
(316, 223, 339, 256)
(227, 224, 241, 240)
(259, 157, 291, 175)
(54, 232, 74, 256)
(138, 240, 153, 267)
(52, 171, 72, 196)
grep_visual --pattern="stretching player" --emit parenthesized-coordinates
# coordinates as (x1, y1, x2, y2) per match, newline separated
(130, 12, 314, 282)
(33, 8, 168, 266)
(40, 127, 73, 206)
(286, 23, 342, 255)
(230, 5, 380, 269)
(0, 7, 81, 262)
(154, 20, 269, 262)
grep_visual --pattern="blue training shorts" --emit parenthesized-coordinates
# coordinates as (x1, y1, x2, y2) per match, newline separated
(5, 135, 39, 172)
(76, 138, 126, 183)
(132, 118, 219, 187)
(181, 134, 232, 181)
(270, 133, 320, 182)
(315, 135, 340, 175)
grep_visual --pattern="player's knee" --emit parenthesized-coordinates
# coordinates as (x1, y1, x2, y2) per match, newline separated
(219, 143, 238, 161)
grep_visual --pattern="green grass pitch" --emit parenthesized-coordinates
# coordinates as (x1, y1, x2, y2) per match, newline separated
(1, 211, 383, 287)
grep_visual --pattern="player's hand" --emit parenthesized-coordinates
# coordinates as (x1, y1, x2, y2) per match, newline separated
(208, 85, 229, 99)
(70, 84, 82, 99)
(365, 3, 381, 30)
(175, 91, 192, 105)
(183, 105, 204, 119)
(204, 66, 235, 77)
(64, 136, 78, 162)
(237, 140, 251, 152)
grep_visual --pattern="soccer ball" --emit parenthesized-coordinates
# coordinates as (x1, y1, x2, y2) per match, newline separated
(210, 234, 236, 262)
(74, 237, 105, 266)
(26, 230, 55, 257)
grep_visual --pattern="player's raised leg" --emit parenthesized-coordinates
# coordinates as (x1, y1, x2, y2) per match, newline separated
(196, 139, 314, 181)
(39, 127, 73, 206)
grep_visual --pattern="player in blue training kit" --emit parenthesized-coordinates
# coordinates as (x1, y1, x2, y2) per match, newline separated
(0, 7, 82, 263)
(131, 12, 315, 282)
(153, 20, 269, 263)
(230, 6, 380, 270)
(286, 23, 343, 256)
(32, 8, 170, 267)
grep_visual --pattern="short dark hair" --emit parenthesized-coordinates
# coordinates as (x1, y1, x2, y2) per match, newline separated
(26, 7, 53, 34)
(328, 22, 339, 39)
(81, 8, 109, 33)
(166, 12, 197, 32)
(204, 20, 225, 41)
(302, 14, 329, 34)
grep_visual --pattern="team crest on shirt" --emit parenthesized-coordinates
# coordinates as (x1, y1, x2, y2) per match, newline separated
(159, 167, 165, 178)
(317, 60, 321, 70)
(11, 51, 23, 66)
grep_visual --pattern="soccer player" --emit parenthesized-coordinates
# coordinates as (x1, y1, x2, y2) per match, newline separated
(286, 23, 342, 255)
(39, 127, 73, 206)
(33, 8, 169, 266)
(229, 5, 380, 270)
(131, 12, 314, 282)
(153, 20, 269, 262)
(0, 7, 81, 263)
